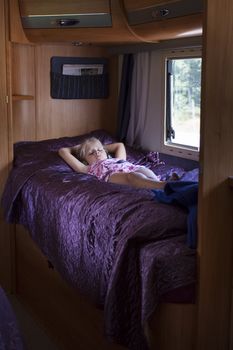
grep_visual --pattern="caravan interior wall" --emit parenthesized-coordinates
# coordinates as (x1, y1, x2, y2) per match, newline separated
(11, 43, 118, 142)
(0, 0, 11, 292)
(0, 1, 233, 350)
(1, 0, 119, 291)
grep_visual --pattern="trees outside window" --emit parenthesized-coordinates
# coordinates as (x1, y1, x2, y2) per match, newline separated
(166, 55, 202, 150)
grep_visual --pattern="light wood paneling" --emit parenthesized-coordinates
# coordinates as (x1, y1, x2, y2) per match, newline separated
(22, 27, 139, 45)
(0, 0, 13, 292)
(149, 302, 196, 350)
(131, 13, 203, 41)
(12, 43, 35, 96)
(12, 94, 34, 100)
(35, 44, 117, 140)
(9, 43, 117, 143)
(0, 1, 9, 194)
(9, 0, 30, 43)
(12, 100, 36, 142)
(19, 0, 110, 16)
(197, 0, 233, 349)
(11, 43, 36, 142)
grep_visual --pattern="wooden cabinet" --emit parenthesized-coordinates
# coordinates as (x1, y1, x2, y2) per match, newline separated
(122, 0, 203, 42)
(12, 0, 203, 44)
(0, 2, 36, 291)
(19, 0, 112, 29)
(19, 0, 111, 16)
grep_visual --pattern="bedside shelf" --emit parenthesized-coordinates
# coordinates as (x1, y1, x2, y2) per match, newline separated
(12, 94, 34, 101)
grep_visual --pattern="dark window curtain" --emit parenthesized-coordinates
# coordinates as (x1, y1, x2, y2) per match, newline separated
(166, 59, 175, 141)
(117, 54, 134, 142)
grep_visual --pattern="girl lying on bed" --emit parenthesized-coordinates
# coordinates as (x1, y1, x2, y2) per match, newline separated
(59, 137, 178, 189)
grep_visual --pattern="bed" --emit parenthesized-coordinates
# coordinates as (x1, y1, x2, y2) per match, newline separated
(1, 129, 199, 350)
(0, 285, 25, 350)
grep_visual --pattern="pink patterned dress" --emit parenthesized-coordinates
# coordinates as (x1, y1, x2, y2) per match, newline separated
(87, 158, 146, 182)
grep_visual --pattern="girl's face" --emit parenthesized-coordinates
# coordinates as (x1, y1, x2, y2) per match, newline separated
(84, 141, 107, 165)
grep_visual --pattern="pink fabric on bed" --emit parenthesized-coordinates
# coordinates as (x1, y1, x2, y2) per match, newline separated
(87, 158, 160, 182)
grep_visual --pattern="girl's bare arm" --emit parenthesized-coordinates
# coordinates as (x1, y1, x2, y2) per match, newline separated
(58, 146, 88, 173)
(105, 142, 126, 160)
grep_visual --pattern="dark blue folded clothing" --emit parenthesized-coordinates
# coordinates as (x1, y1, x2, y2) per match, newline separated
(152, 181, 198, 249)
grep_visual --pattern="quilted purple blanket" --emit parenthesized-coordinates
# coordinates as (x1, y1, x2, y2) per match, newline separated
(0, 286, 25, 350)
(1, 130, 198, 350)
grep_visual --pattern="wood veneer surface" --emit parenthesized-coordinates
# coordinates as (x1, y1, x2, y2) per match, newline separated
(197, 0, 233, 348)
(0, 0, 13, 292)
(35, 44, 117, 140)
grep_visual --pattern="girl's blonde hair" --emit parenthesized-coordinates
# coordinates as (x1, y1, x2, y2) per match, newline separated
(76, 137, 104, 160)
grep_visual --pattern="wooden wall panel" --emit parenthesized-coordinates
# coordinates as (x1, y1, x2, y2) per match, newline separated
(197, 0, 233, 348)
(11, 43, 36, 142)
(11, 43, 35, 95)
(35, 45, 117, 140)
(149, 303, 197, 350)
(0, 0, 13, 292)
(131, 14, 202, 41)
(0, 1, 9, 195)
(12, 101, 36, 142)
(9, 0, 30, 43)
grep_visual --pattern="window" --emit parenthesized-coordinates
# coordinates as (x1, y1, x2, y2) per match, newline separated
(163, 50, 202, 159)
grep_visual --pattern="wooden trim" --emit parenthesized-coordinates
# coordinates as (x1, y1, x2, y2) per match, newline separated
(12, 94, 34, 100)
(131, 13, 202, 41)
(197, 0, 233, 348)
(9, 0, 31, 43)
(10, 43, 36, 143)
(0, 0, 13, 292)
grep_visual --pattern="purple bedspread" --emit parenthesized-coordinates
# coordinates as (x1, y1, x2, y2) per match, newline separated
(1, 130, 198, 350)
(0, 287, 25, 350)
